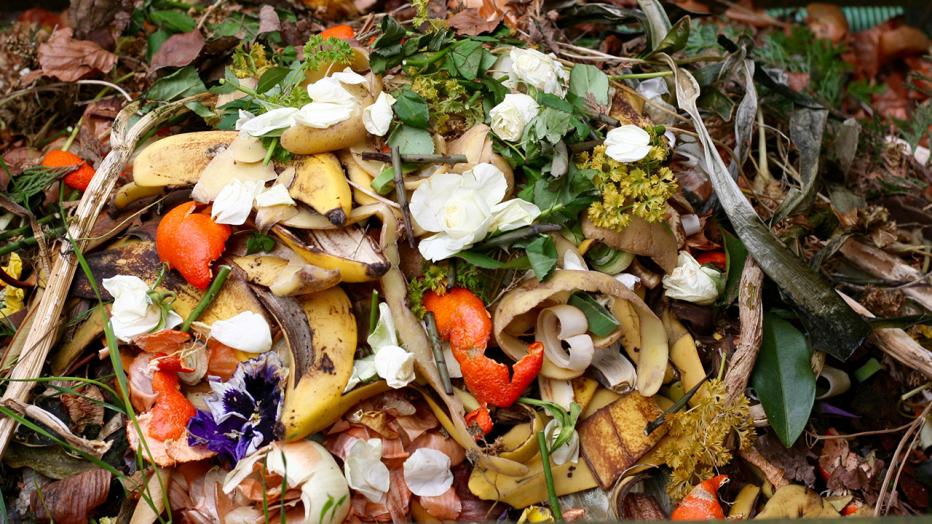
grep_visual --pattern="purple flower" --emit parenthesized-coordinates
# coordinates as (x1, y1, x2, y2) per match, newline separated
(187, 352, 285, 464)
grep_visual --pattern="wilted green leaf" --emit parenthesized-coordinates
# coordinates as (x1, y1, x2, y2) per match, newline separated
(145, 66, 206, 101)
(569, 64, 610, 108)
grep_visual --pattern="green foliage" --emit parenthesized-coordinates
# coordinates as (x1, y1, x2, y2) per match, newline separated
(407, 265, 448, 318)
(518, 162, 597, 226)
(410, 72, 484, 135)
(755, 26, 849, 106)
(145, 66, 207, 101)
(392, 87, 431, 129)
(302, 34, 354, 73)
(246, 232, 276, 255)
(518, 397, 582, 451)
(895, 101, 932, 152)
(9, 166, 70, 210)
(525, 235, 557, 280)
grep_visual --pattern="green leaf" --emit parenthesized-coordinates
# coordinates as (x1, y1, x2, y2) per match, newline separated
(751, 314, 815, 447)
(454, 251, 529, 270)
(450, 40, 484, 81)
(371, 166, 396, 195)
(636, 0, 671, 51)
(256, 66, 290, 94)
(146, 29, 170, 62)
(148, 9, 196, 33)
(388, 125, 434, 156)
(392, 88, 430, 129)
(568, 64, 609, 107)
(145, 66, 206, 101)
(246, 232, 276, 255)
(644, 15, 690, 57)
(568, 292, 620, 337)
(722, 230, 747, 304)
(527, 107, 574, 145)
(526, 235, 557, 280)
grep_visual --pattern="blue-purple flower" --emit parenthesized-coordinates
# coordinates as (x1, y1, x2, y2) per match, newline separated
(187, 352, 285, 464)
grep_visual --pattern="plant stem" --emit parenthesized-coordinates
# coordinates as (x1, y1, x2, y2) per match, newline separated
(369, 289, 380, 335)
(0, 226, 66, 256)
(645, 370, 713, 435)
(181, 265, 231, 332)
(568, 139, 604, 153)
(61, 117, 83, 152)
(392, 146, 416, 248)
(425, 312, 453, 395)
(537, 430, 564, 522)
(360, 152, 469, 164)
(481, 224, 562, 249)
(611, 70, 673, 80)
(0, 214, 59, 242)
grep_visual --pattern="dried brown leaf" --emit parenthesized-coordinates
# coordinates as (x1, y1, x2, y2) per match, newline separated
(258, 5, 281, 34)
(61, 384, 105, 434)
(31, 468, 112, 524)
(38, 28, 117, 82)
(448, 8, 502, 36)
(149, 30, 205, 72)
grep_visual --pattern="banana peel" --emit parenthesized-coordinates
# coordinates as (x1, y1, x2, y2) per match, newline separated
(286, 380, 392, 440)
(338, 149, 379, 206)
(282, 286, 361, 440)
(273, 225, 389, 283)
(231, 254, 340, 296)
(70, 238, 266, 325)
(468, 453, 598, 508)
(289, 153, 352, 225)
(664, 310, 707, 406)
(112, 182, 164, 210)
(133, 131, 238, 188)
(497, 412, 546, 463)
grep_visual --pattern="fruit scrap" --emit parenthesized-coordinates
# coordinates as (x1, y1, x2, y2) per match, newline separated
(321, 24, 354, 40)
(465, 404, 493, 437)
(670, 475, 728, 520)
(156, 201, 231, 290)
(41, 149, 95, 191)
(424, 288, 544, 408)
(147, 370, 196, 441)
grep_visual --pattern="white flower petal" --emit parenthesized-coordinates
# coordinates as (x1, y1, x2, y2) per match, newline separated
(403, 448, 453, 497)
(103, 275, 167, 342)
(417, 232, 479, 262)
(239, 107, 299, 137)
(212, 179, 261, 225)
(294, 102, 355, 129)
(331, 67, 367, 86)
(545, 419, 579, 466)
(344, 438, 390, 503)
(235, 110, 257, 131)
(636, 77, 668, 100)
(489, 93, 539, 142)
(562, 250, 588, 271)
(363, 91, 395, 137)
(410, 173, 465, 232)
(604, 125, 653, 163)
(508, 47, 568, 96)
(661, 251, 723, 305)
(490, 198, 541, 233)
(464, 163, 508, 208)
(306, 76, 355, 103)
(367, 302, 398, 350)
(209, 311, 273, 353)
(615, 273, 641, 290)
(344, 355, 377, 392)
(374, 344, 415, 389)
(255, 184, 295, 208)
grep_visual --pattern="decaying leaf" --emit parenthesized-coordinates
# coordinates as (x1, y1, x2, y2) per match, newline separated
(448, 9, 502, 36)
(31, 468, 112, 524)
(37, 28, 117, 82)
(755, 484, 840, 519)
(150, 30, 205, 72)
(582, 216, 678, 273)
(60, 384, 105, 435)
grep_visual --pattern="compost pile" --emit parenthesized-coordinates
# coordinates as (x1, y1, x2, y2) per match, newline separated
(0, 0, 929, 522)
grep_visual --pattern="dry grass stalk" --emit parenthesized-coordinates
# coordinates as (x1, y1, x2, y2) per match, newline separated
(0, 95, 206, 457)
(839, 239, 932, 312)
(724, 257, 764, 402)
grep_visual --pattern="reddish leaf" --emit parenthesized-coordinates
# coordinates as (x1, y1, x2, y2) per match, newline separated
(448, 8, 502, 36)
(149, 30, 205, 72)
(31, 468, 112, 524)
(37, 28, 117, 82)
(258, 5, 281, 34)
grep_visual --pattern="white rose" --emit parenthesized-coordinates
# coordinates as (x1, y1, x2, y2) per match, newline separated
(662, 251, 724, 305)
(103, 275, 182, 341)
(604, 124, 653, 163)
(373, 344, 415, 389)
(363, 91, 395, 137)
(544, 419, 580, 466)
(508, 47, 568, 96)
(489, 93, 539, 142)
(209, 311, 273, 353)
(410, 163, 542, 261)
(295, 76, 358, 129)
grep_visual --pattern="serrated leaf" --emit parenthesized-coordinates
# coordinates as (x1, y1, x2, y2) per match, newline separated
(450, 40, 484, 80)
(751, 313, 816, 447)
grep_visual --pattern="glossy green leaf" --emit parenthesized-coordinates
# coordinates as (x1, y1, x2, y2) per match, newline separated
(751, 314, 816, 447)
(392, 88, 430, 129)
(449, 40, 484, 80)
(256, 67, 289, 94)
(722, 230, 748, 304)
(145, 66, 206, 101)
(148, 10, 196, 33)
(526, 235, 558, 280)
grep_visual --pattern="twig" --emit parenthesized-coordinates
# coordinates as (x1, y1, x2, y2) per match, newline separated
(360, 152, 469, 164)
(197, 0, 225, 31)
(425, 312, 453, 396)
(480, 224, 562, 249)
(569, 139, 604, 153)
(181, 265, 231, 332)
(537, 430, 564, 522)
(76, 80, 133, 103)
(874, 401, 932, 516)
(645, 370, 713, 435)
(391, 147, 416, 248)
(724, 257, 764, 402)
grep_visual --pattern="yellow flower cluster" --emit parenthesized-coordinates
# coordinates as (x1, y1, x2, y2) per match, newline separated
(231, 43, 272, 79)
(578, 137, 676, 231)
(1, 253, 25, 318)
(410, 72, 481, 135)
(656, 379, 754, 500)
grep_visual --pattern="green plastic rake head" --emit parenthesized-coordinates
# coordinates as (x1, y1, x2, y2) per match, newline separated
(756, 1, 931, 33)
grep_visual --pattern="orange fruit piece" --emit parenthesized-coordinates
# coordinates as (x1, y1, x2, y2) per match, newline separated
(147, 370, 196, 441)
(671, 474, 728, 520)
(321, 24, 354, 41)
(156, 201, 231, 290)
(423, 288, 492, 353)
(41, 149, 96, 191)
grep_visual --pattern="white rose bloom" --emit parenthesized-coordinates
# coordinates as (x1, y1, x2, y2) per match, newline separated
(604, 125, 653, 163)
(209, 311, 273, 353)
(255, 184, 296, 208)
(544, 419, 580, 466)
(330, 67, 367, 85)
(363, 92, 395, 137)
(374, 344, 416, 389)
(489, 93, 539, 142)
(410, 163, 541, 261)
(238, 107, 299, 137)
(344, 438, 390, 503)
(508, 47, 568, 96)
(662, 251, 724, 305)
(103, 275, 182, 342)
(211, 179, 262, 225)
(403, 449, 453, 497)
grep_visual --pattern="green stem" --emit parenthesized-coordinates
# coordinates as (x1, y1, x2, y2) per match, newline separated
(611, 71, 673, 80)
(61, 117, 83, 152)
(537, 430, 564, 522)
(180, 265, 231, 332)
(369, 289, 380, 335)
(425, 312, 453, 396)
(0, 214, 59, 242)
(0, 226, 66, 256)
